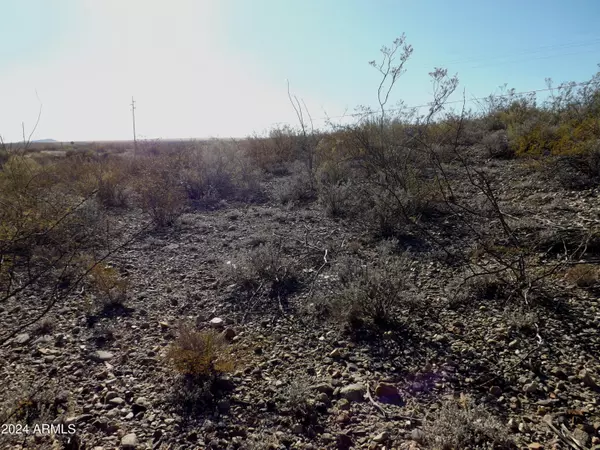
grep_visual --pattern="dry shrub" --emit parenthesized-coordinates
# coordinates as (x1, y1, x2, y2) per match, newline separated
(316, 160, 356, 217)
(0, 154, 107, 299)
(548, 141, 600, 189)
(272, 163, 315, 205)
(96, 161, 129, 208)
(328, 255, 411, 328)
(317, 181, 355, 217)
(0, 379, 71, 428)
(165, 324, 234, 378)
(482, 130, 513, 159)
(133, 157, 186, 227)
(503, 305, 538, 333)
(564, 263, 600, 287)
(179, 141, 264, 205)
(88, 263, 128, 306)
(232, 241, 300, 297)
(246, 127, 297, 173)
(422, 395, 514, 450)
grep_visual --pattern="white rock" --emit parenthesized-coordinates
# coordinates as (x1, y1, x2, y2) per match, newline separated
(209, 317, 224, 328)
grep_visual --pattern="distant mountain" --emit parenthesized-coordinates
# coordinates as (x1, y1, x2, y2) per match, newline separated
(33, 139, 57, 143)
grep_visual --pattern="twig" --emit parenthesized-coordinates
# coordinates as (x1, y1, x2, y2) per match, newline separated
(241, 282, 264, 324)
(366, 383, 388, 418)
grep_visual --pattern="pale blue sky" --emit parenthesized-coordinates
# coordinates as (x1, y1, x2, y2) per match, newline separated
(1, 0, 599, 141)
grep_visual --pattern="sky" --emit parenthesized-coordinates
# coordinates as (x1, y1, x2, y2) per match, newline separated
(0, 0, 599, 142)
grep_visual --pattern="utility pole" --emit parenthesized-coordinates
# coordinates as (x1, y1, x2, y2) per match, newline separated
(131, 97, 137, 156)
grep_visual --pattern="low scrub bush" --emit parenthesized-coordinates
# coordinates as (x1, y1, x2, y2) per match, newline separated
(96, 161, 129, 208)
(482, 130, 513, 159)
(272, 167, 315, 205)
(564, 263, 600, 287)
(328, 255, 411, 328)
(422, 395, 514, 450)
(133, 158, 186, 227)
(88, 263, 129, 307)
(245, 126, 298, 173)
(165, 324, 234, 378)
(232, 242, 300, 297)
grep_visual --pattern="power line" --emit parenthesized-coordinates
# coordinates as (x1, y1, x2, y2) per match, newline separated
(415, 37, 600, 69)
(268, 80, 596, 129)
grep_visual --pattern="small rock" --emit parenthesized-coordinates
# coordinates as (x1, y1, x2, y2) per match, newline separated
(330, 348, 342, 358)
(340, 383, 366, 402)
(292, 423, 303, 434)
(336, 411, 351, 424)
(572, 428, 591, 447)
(222, 328, 236, 340)
(311, 383, 334, 396)
(315, 392, 330, 405)
(489, 385, 502, 397)
(108, 397, 125, 407)
(527, 443, 543, 450)
(523, 382, 539, 393)
(14, 333, 31, 345)
(578, 369, 599, 389)
(336, 433, 353, 450)
(104, 391, 119, 403)
(373, 431, 389, 443)
(121, 433, 138, 449)
(337, 398, 351, 410)
(375, 382, 402, 403)
(209, 317, 224, 328)
(92, 350, 114, 362)
(411, 429, 426, 444)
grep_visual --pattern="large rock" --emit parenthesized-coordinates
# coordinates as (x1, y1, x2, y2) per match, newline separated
(340, 383, 366, 402)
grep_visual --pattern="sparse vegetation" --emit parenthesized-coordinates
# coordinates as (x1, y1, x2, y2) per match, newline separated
(2, 32, 600, 450)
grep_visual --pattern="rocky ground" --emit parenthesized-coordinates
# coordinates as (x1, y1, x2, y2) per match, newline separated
(1, 157, 600, 450)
